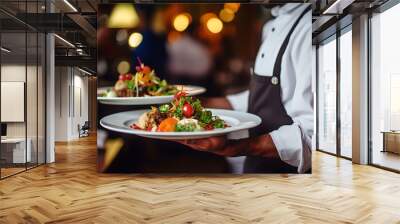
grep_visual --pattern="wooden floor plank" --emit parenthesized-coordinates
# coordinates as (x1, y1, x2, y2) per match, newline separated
(0, 134, 399, 223)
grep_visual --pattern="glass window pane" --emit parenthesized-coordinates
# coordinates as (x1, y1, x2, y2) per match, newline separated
(340, 30, 352, 158)
(1, 31, 28, 177)
(318, 38, 337, 154)
(1, 0, 46, 178)
(371, 3, 400, 171)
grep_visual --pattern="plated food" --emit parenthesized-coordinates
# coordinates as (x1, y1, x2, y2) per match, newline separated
(100, 93, 262, 140)
(99, 61, 178, 98)
(97, 60, 206, 105)
(132, 91, 227, 132)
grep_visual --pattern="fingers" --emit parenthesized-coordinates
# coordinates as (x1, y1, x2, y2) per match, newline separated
(177, 139, 211, 151)
(174, 136, 227, 153)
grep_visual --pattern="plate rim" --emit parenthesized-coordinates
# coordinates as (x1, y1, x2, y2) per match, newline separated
(97, 85, 206, 105)
(100, 108, 261, 139)
(97, 85, 206, 100)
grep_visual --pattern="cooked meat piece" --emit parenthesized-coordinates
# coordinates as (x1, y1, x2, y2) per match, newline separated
(114, 80, 127, 91)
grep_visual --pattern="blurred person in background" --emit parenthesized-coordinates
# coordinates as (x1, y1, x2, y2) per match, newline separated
(167, 24, 212, 81)
(177, 3, 313, 173)
(166, 22, 222, 96)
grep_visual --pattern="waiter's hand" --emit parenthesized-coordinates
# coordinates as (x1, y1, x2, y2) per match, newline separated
(176, 134, 280, 158)
(177, 136, 237, 157)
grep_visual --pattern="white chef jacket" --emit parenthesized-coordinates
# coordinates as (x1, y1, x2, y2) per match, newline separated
(227, 3, 313, 173)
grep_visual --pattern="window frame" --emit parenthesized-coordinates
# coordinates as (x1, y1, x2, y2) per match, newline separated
(0, 1, 48, 180)
(315, 23, 353, 160)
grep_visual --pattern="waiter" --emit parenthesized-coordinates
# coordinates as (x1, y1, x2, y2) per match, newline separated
(178, 3, 313, 173)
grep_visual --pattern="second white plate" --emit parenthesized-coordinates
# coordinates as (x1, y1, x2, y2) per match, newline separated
(97, 85, 206, 105)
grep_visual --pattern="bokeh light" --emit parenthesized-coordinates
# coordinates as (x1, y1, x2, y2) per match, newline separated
(128, 32, 143, 48)
(173, 13, 190, 32)
(224, 3, 240, 13)
(108, 4, 139, 28)
(97, 59, 108, 76)
(200, 12, 217, 24)
(219, 8, 235, 23)
(206, 17, 223, 34)
(116, 29, 128, 44)
(117, 61, 130, 74)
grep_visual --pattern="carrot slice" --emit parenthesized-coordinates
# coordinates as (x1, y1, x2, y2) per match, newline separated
(157, 118, 178, 132)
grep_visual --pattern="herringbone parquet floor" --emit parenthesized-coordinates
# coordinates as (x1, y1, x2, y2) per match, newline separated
(1, 134, 400, 224)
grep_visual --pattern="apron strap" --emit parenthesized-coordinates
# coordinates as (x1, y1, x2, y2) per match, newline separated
(272, 6, 311, 78)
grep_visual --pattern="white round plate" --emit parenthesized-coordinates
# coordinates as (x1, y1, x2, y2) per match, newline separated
(100, 109, 261, 140)
(97, 85, 206, 105)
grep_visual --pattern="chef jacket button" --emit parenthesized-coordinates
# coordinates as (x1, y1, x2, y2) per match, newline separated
(272, 27, 275, 32)
(261, 53, 265, 58)
(271, 76, 279, 85)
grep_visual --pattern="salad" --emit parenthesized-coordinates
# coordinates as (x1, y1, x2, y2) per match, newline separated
(131, 91, 228, 132)
(101, 58, 178, 97)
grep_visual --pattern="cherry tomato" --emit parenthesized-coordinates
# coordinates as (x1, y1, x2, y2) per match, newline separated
(182, 103, 194, 118)
(135, 66, 142, 72)
(124, 73, 132, 80)
(119, 74, 125, 80)
(142, 66, 151, 74)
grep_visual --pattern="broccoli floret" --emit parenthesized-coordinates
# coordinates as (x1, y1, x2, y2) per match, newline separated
(175, 123, 197, 132)
(212, 118, 225, 129)
(159, 104, 170, 113)
(192, 99, 203, 113)
(173, 98, 185, 119)
(127, 80, 135, 90)
(199, 110, 212, 124)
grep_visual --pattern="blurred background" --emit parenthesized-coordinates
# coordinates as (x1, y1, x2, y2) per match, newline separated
(97, 3, 270, 173)
(97, 3, 267, 96)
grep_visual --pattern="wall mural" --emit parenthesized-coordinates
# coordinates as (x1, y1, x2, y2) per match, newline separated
(97, 3, 313, 174)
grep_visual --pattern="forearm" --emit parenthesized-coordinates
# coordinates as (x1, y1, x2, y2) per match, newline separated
(223, 135, 280, 158)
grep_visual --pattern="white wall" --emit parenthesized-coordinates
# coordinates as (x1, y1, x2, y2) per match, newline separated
(72, 73, 89, 138)
(1, 64, 46, 164)
(54, 67, 89, 141)
(1, 65, 25, 131)
(1, 65, 41, 138)
(54, 66, 69, 141)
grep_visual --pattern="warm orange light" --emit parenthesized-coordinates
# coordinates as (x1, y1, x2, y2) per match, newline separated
(206, 17, 223, 34)
(152, 10, 166, 34)
(200, 13, 217, 24)
(173, 13, 190, 32)
(182, 12, 192, 23)
(108, 4, 139, 28)
(167, 31, 182, 43)
(224, 3, 240, 13)
(219, 8, 235, 23)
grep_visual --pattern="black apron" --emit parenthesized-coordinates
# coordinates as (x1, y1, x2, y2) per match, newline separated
(244, 6, 311, 173)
